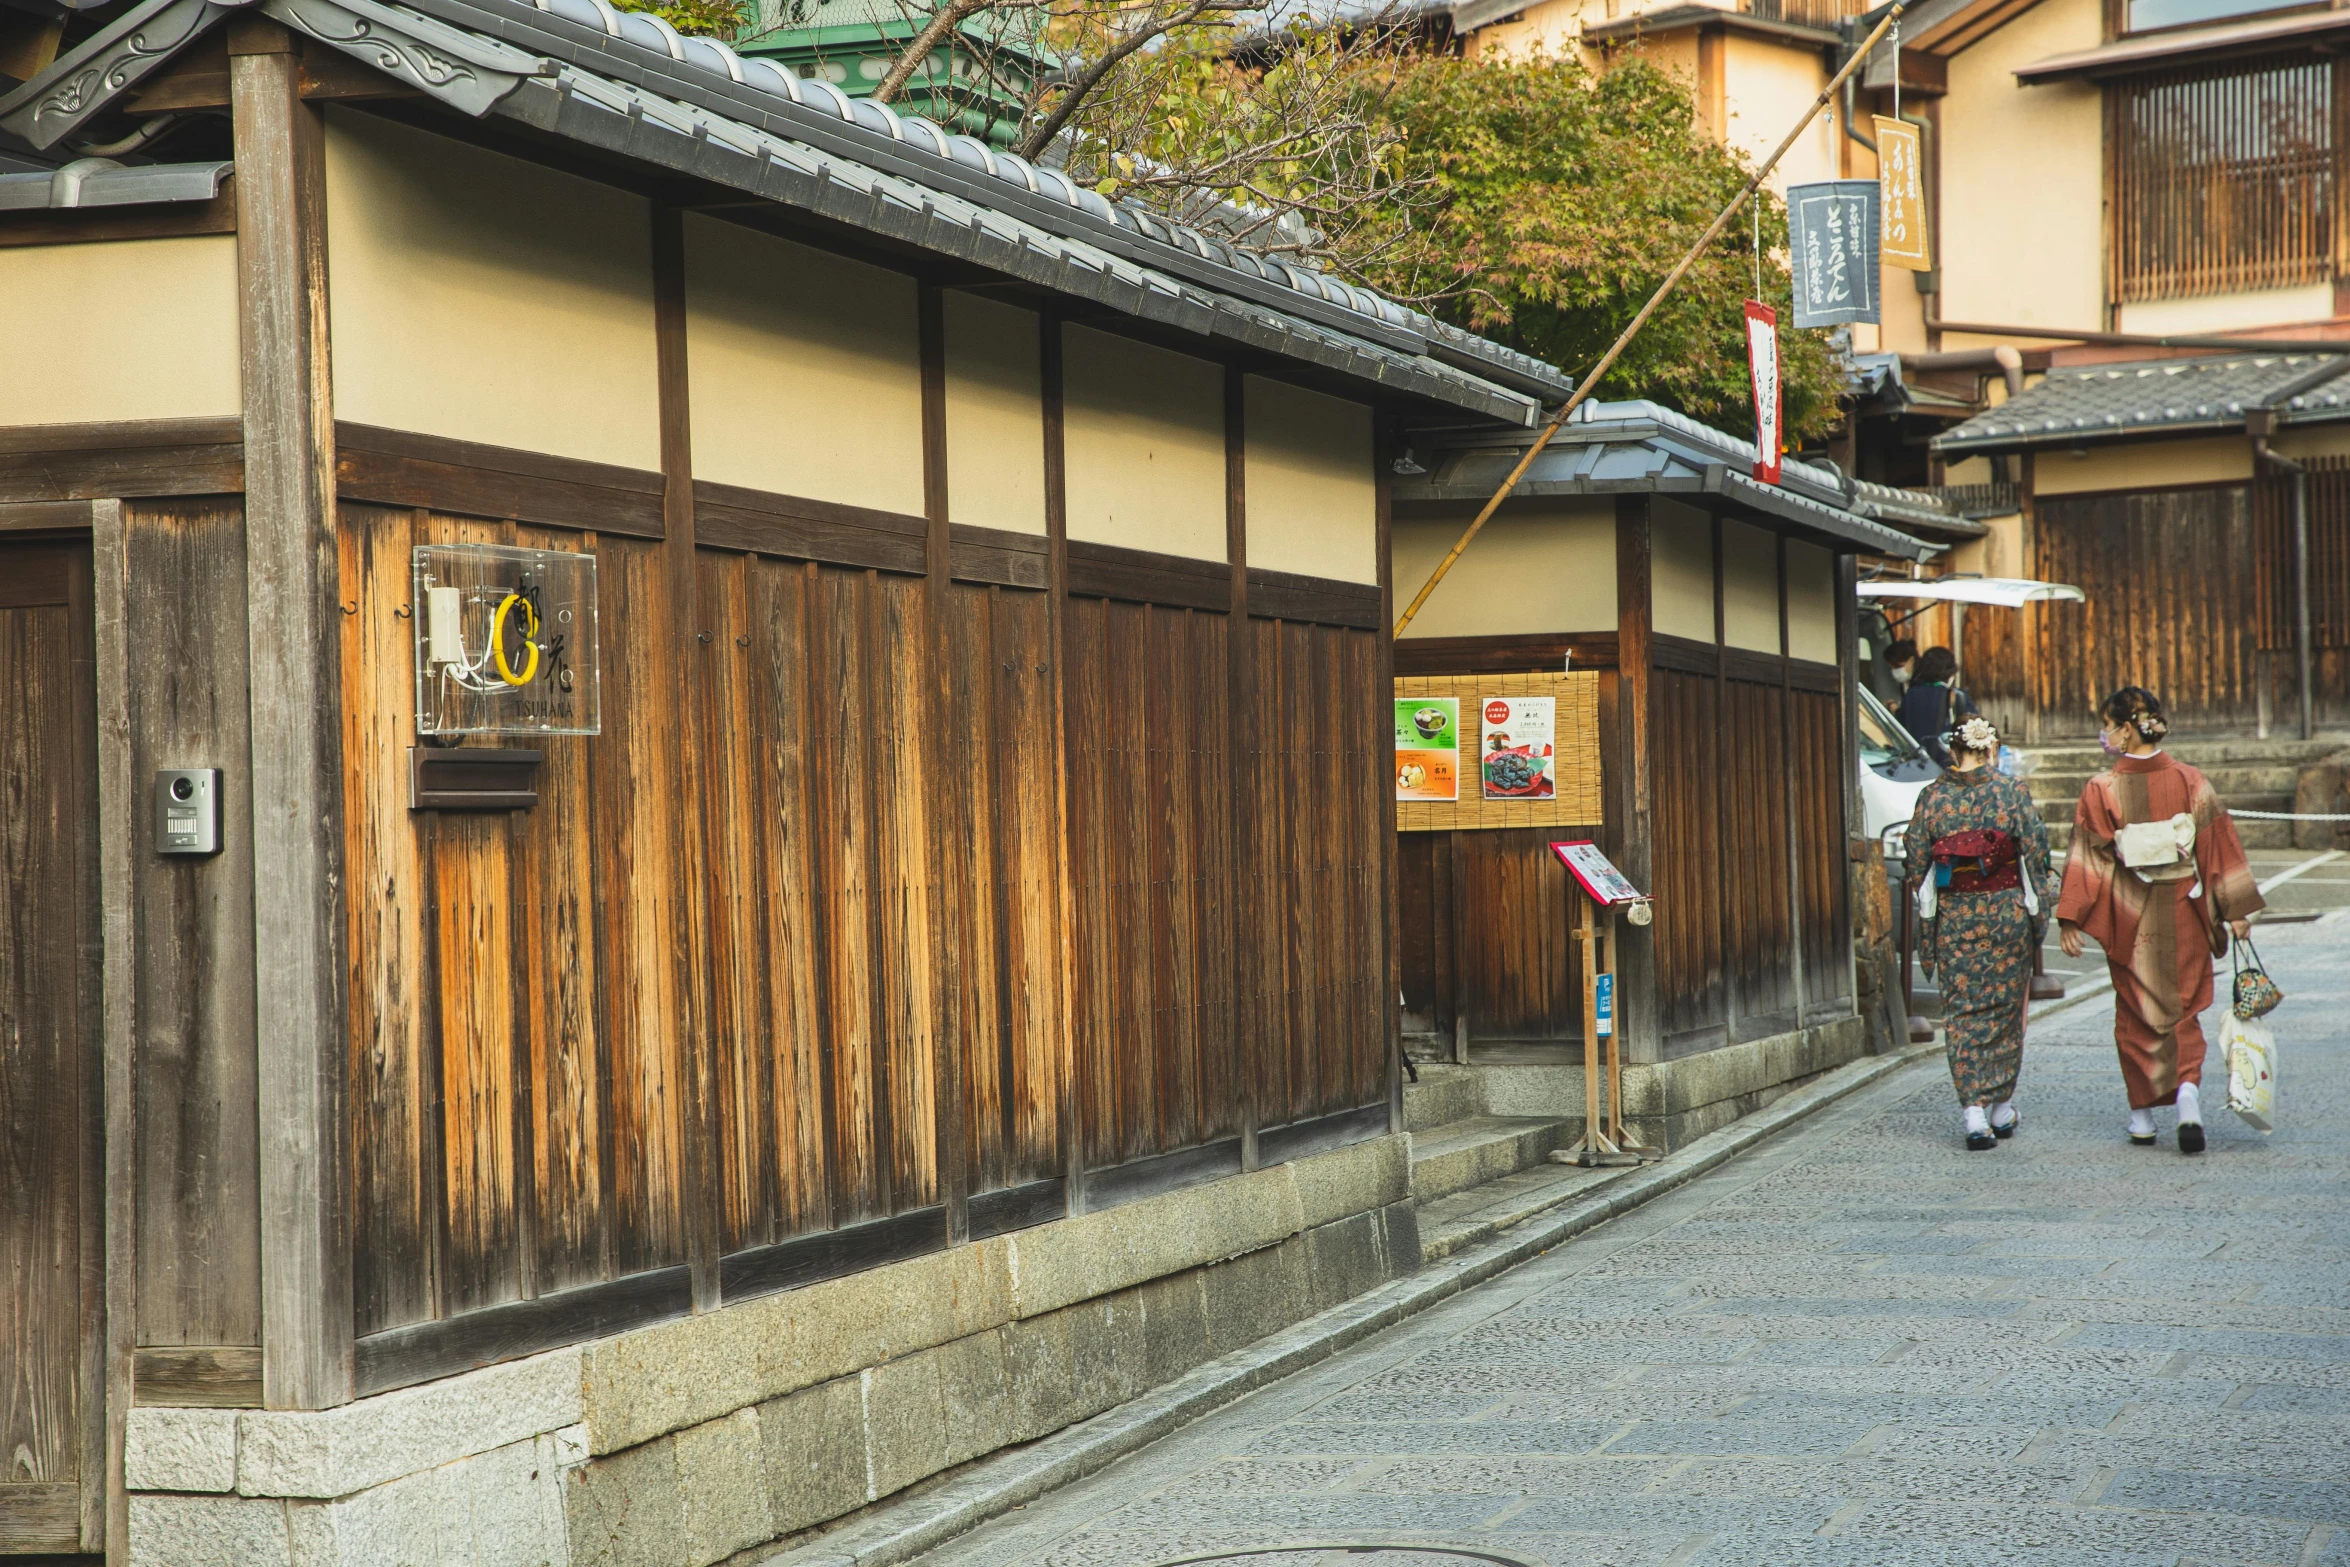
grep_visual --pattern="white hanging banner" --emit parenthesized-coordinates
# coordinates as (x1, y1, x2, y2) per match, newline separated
(1745, 299, 1781, 486)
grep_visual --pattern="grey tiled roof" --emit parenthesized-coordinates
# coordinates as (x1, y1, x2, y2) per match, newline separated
(1397, 399, 1939, 560)
(1935, 352, 2350, 452)
(0, 0, 1566, 424)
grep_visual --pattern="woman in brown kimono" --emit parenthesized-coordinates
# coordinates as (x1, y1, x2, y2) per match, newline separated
(2057, 686, 2263, 1153)
(1905, 715, 2058, 1150)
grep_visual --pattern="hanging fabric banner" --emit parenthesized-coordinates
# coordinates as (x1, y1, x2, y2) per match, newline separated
(1786, 179, 1881, 326)
(1874, 116, 1931, 271)
(1745, 299, 1781, 485)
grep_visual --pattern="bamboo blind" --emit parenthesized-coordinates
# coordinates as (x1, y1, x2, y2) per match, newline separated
(2111, 54, 2338, 304)
(1394, 671, 1602, 833)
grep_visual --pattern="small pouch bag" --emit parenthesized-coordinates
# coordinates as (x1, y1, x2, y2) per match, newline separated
(2232, 933, 2284, 1020)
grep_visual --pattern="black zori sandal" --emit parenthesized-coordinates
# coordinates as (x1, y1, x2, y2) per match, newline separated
(2178, 1122, 2206, 1155)
(2129, 1132, 2159, 1147)
(1992, 1110, 2020, 1139)
(1966, 1129, 1998, 1152)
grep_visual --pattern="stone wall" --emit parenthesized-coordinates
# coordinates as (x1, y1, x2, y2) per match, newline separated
(126, 1135, 1418, 1567)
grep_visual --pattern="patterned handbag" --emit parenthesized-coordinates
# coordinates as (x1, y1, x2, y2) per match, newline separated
(2231, 934, 2283, 1020)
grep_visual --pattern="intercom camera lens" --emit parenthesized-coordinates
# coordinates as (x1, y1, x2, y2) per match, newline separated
(171, 776, 195, 801)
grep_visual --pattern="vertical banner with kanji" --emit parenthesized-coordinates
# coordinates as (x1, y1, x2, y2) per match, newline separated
(1745, 300, 1781, 485)
(1786, 179, 1881, 327)
(1874, 116, 1931, 271)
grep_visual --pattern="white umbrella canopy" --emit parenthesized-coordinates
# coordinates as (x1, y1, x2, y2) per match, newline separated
(1856, 577, 2087, 609)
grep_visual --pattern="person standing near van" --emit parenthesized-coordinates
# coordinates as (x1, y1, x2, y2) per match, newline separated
(1896, 646, 1974, 766)
(2057, 687, 2263, 1153)
(1905, 715, 2057, 1150)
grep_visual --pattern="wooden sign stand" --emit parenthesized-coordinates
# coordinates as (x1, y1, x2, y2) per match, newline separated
(1549, 842, 1662, 1167)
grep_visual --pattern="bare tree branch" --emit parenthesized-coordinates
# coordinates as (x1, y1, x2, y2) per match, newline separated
(867, 0, 997, 105)
(1012, 0, 1239, 161)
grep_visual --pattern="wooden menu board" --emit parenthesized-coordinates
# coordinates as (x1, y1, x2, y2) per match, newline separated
(1394, 671, 1601, 832)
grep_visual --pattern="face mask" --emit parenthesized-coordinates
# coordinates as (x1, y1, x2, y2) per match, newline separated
(1891, 667, 1912, 687)
(2098, 729, 2123, 756)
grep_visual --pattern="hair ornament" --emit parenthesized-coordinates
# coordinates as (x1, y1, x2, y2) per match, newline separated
(1946, 715, 1999, 756)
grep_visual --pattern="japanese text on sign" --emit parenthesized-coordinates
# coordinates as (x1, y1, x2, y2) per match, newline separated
(1874, 116, 1930, 272)
(1787, 180, 1881, 327)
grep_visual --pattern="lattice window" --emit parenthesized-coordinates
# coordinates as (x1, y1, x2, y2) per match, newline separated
(2111, 55, 2338, 304)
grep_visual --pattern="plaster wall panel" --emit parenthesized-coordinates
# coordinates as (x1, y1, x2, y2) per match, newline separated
(1062, 325, 1226, 561)
(1784, 540, 1836, 664)
(1721, 518, 1781, 653)
(1243, 376, 1377, 584)
(325, 108, 661, 471)
(2116, 282, 2336, 336)
(1723, 33, 1836, 191)
(0, 237, 238, 425)
(1391, 501, 1616, 639)
(684, 213, 923, 514)
(1938, 0, 2103, 335)
(1650, 497, 1716, 643)
(944, 293, 1045, 534)
(2032, 436, 2253, 496)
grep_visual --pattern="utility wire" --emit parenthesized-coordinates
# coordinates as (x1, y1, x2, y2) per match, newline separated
(1392, 0, 1907, 636)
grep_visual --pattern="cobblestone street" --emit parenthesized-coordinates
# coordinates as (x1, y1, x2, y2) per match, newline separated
(908, 915, 2350, 1567)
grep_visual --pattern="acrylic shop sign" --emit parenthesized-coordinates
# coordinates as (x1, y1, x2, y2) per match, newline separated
(1479, 695, 1555, 800)
(1551, 840, 1645, 906)
(1787, 179, 1881, 327)
(1595, 972, 1615, 1037)
(1745, 300, 1781, 486)
(1396, 697, 1459, 801)
(1874, 116, 1931, 272)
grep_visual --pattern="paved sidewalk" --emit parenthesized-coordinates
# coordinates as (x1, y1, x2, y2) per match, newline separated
(902, 918, 2350, 1567)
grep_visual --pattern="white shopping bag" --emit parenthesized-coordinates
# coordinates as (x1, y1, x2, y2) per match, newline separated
(2222, 1012, 2277, 1133)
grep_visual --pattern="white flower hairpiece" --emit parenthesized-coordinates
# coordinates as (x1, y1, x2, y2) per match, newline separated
(1951, 715, 1999, 755)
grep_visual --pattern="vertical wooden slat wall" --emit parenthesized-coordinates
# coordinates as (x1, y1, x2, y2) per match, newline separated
(333, 388, 1391, 1364)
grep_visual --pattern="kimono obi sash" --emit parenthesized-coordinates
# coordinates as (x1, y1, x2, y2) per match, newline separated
(2113, 812, 2199, 883)
(1930, 828, 2020, 893)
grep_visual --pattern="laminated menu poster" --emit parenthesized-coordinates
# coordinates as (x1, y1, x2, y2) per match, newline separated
(1395, 697, 1459, 802)
(1480, 695, 1555, 800)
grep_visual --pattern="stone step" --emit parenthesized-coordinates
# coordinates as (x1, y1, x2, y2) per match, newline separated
(1398, 1064, 1486, 1134)
(1415, 1158, 1633, 1262)
(1408, 1115, 1574, 1205)
(2028, 765, 2305, 802)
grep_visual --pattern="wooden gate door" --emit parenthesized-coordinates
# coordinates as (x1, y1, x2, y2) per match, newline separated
(0, 539, 104, 1555)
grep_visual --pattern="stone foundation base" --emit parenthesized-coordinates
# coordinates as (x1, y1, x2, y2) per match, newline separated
(125, 1135, 1419, 1567)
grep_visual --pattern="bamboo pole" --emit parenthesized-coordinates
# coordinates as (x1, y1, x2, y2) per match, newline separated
(1392, 0, 1908, 636)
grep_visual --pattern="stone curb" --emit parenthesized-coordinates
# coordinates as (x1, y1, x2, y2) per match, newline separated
(757, 1044, 1940, 1567)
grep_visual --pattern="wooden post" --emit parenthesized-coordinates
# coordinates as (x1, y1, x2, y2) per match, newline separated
(652, 205, 722, 1312)
(230, 18, 351, 1409)
(1836, 550, 1862, 1014)
(1577, 892, 1603, 1158)
(1043, 313, 1083, 1215)
(920, 283, 970, 1243)
(92, 501, 135, 1561)
(1224, 366, 1257, 1169)
(1376, 421, 1402, 1136)
(1611, 496, 1656, 1067)
(1778, 533, 1805, 1024)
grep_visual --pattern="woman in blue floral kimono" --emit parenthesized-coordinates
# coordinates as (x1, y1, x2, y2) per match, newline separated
(1904, 715, 2059, 1150)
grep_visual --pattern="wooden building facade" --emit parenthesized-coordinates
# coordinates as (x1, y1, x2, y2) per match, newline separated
(0, 4, 1569, 1558)
(1933, 353, 2350, 737)
(1391, 404, 1933, 1143)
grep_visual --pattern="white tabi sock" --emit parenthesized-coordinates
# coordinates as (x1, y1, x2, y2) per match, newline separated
(1990, 1101, 2018, 1131)
(2176, 1081, 2202, 1126)
(2128, 1108, 2156, 1139)
(1963, 1105, 1990, 1136)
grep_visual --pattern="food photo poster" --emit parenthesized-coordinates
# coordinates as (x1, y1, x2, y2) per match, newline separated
(1395, 698, 1459, 802)
(1479, 696, 1555, 801)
